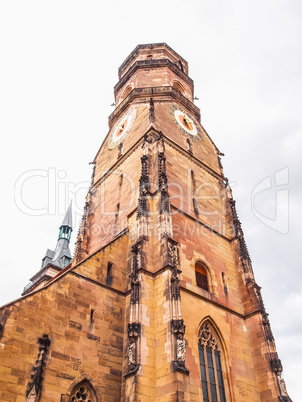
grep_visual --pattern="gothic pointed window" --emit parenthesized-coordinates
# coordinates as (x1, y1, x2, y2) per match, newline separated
(198, 323, 227, 402)
(195, 262, 209, 291)
(69, 381, 97, 402)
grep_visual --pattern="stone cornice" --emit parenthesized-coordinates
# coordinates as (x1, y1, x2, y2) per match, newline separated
(109, 86, 200, 126)
(114, 59, 193, 95)
(118, 43, 188, 77)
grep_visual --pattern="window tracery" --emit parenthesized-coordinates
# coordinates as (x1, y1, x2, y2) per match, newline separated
(198, 323, 226, 402)
(69, 382, 96, 402)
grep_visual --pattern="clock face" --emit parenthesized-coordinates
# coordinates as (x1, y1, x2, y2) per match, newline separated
(169, 104, 202, 141)
(108, 108, 137, 149)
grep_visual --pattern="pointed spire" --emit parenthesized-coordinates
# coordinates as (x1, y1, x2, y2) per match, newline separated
(58, 201, 73, 242)
(52, 201, 73, 267)
(60, 200, 72, 228)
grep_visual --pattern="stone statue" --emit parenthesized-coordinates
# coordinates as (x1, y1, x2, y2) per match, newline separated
(128, 338, 136, 366)
(176, 334, 186, 362)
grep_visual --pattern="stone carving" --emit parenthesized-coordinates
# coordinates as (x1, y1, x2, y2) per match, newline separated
(143, 130, 161, 144)
(69, 320, 82, 330)
(167, 238, 181, 300)
(128, 322, 141, 338)
(57, 372, 75, 380)
(69, 382, 97, 402)
(70, 357, 81, 371)
(128, 339, 136, 366)
(167, 239, 178, 268)
(251, 281, 265, 312)
(149, 98, 155, 123)
(137, 155, 150, 218)
(26, 334, 51, 401)
(270, 353, 283, 373)
(171, 275, 181, 300)
(277, 373, 290, 398)
(171, 319, 189, 373)
(130, 242, 143, 303)
(247, 279, 276, 343)
(262, 313, 274, 342)
(270, 354, 292, 401)
(0, 316, 6, 340)
(229, 198, 251, 273)
(199, 323, 219, 351)
(87, 334, 100, 342)
(218, 156, 223, 170)
(126, 323, 140, 376)
(158, 152, 170, 213)
(176, 334, 186, 362)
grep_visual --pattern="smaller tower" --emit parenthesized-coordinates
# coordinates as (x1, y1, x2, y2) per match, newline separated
(22, 202, 73, 295)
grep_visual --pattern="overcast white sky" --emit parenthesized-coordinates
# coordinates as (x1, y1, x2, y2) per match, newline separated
(0, 0, 301, 399)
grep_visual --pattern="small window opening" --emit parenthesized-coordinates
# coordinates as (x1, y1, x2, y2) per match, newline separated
(115, 203, 120, 217)
(106, 262, 113, 286)
(191, 170, 198, 215)
(119, 173, 123, 186)
(195, 262, 209, 291)
(173, 80, 185, 95)
(121, 85, 133, 102)
(147, 54, 153, 58)
(187, 139, 191, 152)
(90, 309, 95, 324)
(118, 143, 123, 158)
(222, 272, 228, 295)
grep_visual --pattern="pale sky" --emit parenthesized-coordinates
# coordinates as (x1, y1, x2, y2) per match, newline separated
(0, 1, 301, 399)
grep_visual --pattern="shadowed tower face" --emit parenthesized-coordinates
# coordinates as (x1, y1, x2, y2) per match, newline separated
(0, 43, 291, 402)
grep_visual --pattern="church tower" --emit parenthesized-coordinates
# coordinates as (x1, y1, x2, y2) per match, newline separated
(0, 43, 291, 401)
(22, 202, 73, 296)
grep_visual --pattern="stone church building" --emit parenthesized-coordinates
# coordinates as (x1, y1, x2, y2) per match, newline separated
(0, 43, 292, 401)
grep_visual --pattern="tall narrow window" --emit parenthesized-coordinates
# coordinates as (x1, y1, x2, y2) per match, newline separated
(115, 203, 120, 217)
(90, 309, 95, 324)
(198, 323, 227, 402)
(195, 262, 209, 291)
(118, 143, 123, 158)
(119, 173, 123, 186)
(187, 139, 192, 152)
(106, 262, 113, 286)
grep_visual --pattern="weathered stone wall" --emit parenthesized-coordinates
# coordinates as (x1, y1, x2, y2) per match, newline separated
(0, 238, 128, 401)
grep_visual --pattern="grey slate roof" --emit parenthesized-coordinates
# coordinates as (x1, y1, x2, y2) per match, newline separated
(60, 201, 72, 228)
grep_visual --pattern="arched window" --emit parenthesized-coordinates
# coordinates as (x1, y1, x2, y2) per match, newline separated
(187, 139, 192, 152)
(195, 262, 209, 291)
(69, 381, 97, 402)
(118, 143, 123, 158)
(198, 322, 227, 402)
(172, 80, 185, 96)
(121, 85, 133, 102)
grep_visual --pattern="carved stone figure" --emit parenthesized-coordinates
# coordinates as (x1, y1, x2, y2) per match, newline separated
(167, 240, 177, 267)
(176, 334, 186, 362)
(128, 338, 136, 366)
(26, 335, 51, 401)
